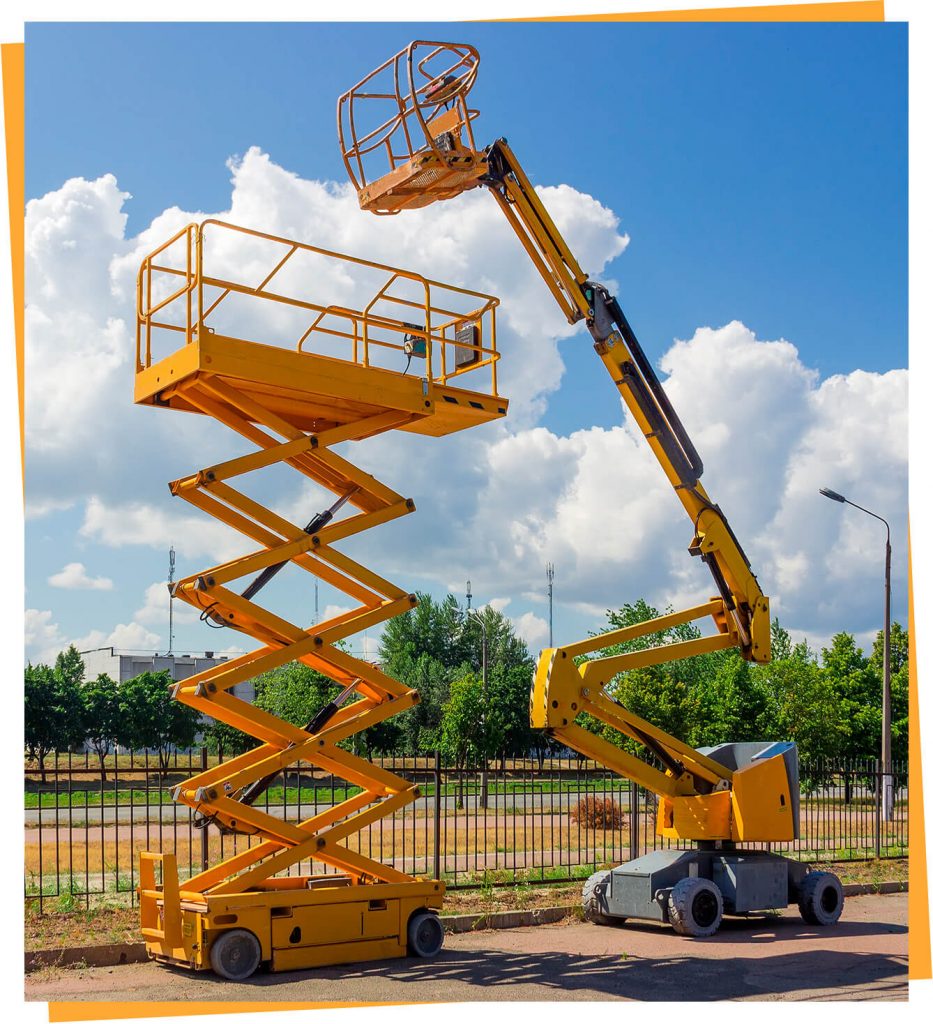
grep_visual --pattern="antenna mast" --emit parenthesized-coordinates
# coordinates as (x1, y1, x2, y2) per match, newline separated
(546, 562, 555, 648)
(168, 546, 176, 656)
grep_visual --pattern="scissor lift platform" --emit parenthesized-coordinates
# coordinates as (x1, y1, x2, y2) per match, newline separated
(136, 219, 507, 436)
(134, 220, 507, 979)
(135, 330, 507, 438)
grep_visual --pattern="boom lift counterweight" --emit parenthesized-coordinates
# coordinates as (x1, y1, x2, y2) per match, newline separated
(338, 40, 844, 936)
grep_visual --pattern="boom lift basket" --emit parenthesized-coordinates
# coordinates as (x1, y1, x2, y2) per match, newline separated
(338, 41, 484, 214)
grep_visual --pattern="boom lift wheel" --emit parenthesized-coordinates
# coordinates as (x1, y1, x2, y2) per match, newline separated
(407, 911, 444, 957)
(668, 877, 723, 937)
(797, 871, 844, 926)
(209, 928, 263, 981)
(582, 869, 625, 927)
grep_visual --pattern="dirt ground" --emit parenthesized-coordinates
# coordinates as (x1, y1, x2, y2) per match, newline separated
(26, 892, 908, 1003)
(24, 858, 908, 951)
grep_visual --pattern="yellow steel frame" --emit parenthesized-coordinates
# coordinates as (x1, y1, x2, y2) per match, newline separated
(339, 41, 789, 847)
(133, 222, 504, 972)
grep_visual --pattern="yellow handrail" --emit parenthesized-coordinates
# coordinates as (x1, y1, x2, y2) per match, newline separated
(136, 219, 500, 394)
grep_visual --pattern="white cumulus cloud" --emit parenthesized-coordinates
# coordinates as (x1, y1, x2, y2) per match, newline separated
(48, 562, 113, 591)
(24, 150, 907, 665)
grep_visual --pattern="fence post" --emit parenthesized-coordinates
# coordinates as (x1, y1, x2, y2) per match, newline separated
(874, 758, 882, 860)
(200, 747, 210, 871)
(630, 782, 640, 861)
(433, 749, 441, 882)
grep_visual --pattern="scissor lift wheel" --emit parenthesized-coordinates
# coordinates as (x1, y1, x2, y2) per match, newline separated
(407, 912, 444, 958)
(209, 929, 263, 981)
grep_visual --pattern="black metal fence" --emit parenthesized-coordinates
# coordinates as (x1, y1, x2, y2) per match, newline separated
(24, 751, 908, 913)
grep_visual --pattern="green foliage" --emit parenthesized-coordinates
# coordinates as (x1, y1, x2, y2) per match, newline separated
(686, 652, 775, 748)
(203, 718, 258, 761)
(439, 673, 494, 768)
(55, 644, 86, 687)
(80, 673, 121, 780)
(252, 659, 400, 757)
(115, 671, 201, 776)
(24, 660, 86, 779)
(756, 638, 846, 761)
(380, 592, 534, 761)
(869, 622, 909, 763)
(253, 661, 338, 728)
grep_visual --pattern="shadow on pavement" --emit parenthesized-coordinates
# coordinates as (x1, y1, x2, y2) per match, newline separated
(619, 914, 908, 944)
(182, 945, 907, 1001)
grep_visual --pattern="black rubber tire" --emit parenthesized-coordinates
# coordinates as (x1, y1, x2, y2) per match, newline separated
(798, 871, 844, 925)
(208, 928, 262, 981)
(582, 870, 624, 926)
(407, 911, 444, 958)
(669, 877, 723, 937)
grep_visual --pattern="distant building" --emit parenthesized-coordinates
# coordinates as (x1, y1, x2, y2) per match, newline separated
(79, 648, 255, 704)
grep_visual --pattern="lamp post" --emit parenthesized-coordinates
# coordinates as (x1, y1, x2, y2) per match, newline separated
(466, 581, 490, 808)
(819, 487, 893, 821)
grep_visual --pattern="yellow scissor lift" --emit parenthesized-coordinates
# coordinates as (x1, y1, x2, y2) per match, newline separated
(134, 219, 506, 978)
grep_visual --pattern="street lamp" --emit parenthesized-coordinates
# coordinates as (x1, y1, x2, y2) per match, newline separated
(819, 487, 893, 821)
(465, 580, 490, 809)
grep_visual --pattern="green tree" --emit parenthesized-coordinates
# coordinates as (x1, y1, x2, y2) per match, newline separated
(379, 594, 467, 677)
(757, 636, 846, 763)
(686, 652, 775, 748)
(80, 673, 121, 782)
(487, 661, 536, 763)
(203, 719, 259, 762)
(868, 621, 909, 765)
(821, 632, 881, 763)
(116, 671, 201, 777)
(253, 661, 337, 728)
(251, 659, 398, 757)
(439, 673, 500, 769)
(390, 653, 451, 752)
(54, 644, 86, 687)
(25, 664, 58, 782)
(25, 661, 86, 781)
(379, 593, 535, 757)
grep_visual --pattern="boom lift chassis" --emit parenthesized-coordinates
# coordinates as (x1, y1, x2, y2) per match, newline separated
(338, 40, 845, 937)
(134, 219, 507, 977)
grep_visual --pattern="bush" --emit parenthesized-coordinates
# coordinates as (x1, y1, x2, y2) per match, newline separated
(571, 795, 625, 829)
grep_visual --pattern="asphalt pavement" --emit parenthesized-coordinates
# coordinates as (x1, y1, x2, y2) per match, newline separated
(26, 892, 908, 1003)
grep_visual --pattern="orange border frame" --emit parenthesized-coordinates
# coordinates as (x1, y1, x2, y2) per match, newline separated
(6, 2, 927, 1019)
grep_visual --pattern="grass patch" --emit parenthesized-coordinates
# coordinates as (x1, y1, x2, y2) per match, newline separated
(25, 778, 629, 809)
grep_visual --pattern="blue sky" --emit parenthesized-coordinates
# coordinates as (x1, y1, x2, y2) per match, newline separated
(24, 21, 908, 664)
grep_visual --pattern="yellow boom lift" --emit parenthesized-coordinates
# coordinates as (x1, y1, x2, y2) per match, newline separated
(133, 219, 507, 977)
(338, 40, 845, 938)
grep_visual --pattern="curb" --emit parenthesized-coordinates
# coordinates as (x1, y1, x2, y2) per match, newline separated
(442, 905, 580, 934)
(26, 942, 148, 972)
(25, 882, 907, 973)
(842, 880, 907, 896)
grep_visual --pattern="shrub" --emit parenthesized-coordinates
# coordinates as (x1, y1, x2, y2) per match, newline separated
(570, 795, 625, 829)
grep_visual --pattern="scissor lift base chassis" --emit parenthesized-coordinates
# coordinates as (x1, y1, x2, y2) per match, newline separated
(148, 877, 444, 974)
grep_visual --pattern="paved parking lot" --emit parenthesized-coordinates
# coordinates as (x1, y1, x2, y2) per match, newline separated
(26, 893, 908, 1003)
